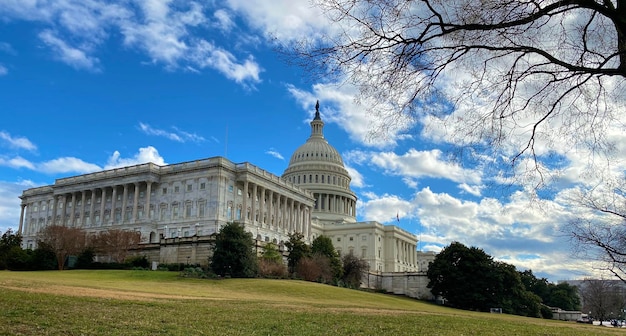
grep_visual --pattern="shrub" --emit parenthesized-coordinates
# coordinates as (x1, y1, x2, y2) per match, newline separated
(126, 255, 149, 269)
(258, 259, 288, 278)
(75, 247, 95, 269)
(296, 254, 333, 283)
(180, 267, 216, 279)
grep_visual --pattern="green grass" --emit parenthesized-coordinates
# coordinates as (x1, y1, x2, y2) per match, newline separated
(0, 270, 622, 335)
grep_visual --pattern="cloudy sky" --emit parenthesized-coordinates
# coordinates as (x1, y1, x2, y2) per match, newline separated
(0, 0, 621, 282)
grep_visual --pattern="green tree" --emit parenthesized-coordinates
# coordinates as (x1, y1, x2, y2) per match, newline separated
(258, 242, 287, 278)
(311, 235, 343, 280)
(546, 283, 581, 311)
(520, 270, 551, 302)
(492, 262, 541, 317)
(210, 222, 258, 278)
(261, 242, 283, 264)
(285, 232, 310, 274)
(427, 242, 496, 311)
(427, 241, 541, 316)
(341, 252, 369, 288)
(0, 229, 22, 270)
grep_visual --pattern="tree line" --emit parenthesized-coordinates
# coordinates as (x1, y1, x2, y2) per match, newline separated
(0, 226, 141, 271)
(209, 222, 368, 288)
(427, 242, 580, 318)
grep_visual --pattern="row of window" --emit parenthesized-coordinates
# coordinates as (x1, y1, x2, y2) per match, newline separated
(287, 173, 349, 187)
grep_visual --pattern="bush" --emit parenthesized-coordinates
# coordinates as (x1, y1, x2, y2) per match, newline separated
(180, 267, 216, 279)
(258, 259, 288, 278)
(126, 255, 149, 269)
(75, 247, 95, 269)
(296, 254, 333, 283)
(6, 247, 32, 271)
(157, 263, 189, 272)
(30, 245, 57, 270)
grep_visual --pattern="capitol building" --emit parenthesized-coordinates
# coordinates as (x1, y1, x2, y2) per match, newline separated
(18, 103, 430, 273)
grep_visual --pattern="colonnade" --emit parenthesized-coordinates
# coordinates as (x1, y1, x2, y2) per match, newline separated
(241, 180, 312, 238)
(396, 239, 417, 267)
(19, 181, 155, 233)
(313, 192, 355, 217)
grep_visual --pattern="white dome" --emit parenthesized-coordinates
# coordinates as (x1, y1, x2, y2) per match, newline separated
(282, 102, 357, 223)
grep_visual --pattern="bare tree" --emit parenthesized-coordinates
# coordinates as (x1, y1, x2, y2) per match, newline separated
(579, 279, 626, 324)
(568, 181, 626, 282)
(91, 229, 141, 263)
(294, 0, 625, 187)
(38, 225, 87, 270)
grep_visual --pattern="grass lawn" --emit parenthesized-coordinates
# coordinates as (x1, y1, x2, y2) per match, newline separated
(0, 270, 623, 336)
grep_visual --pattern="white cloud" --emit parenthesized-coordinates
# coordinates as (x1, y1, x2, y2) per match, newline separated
(224, 0, 333, 42)
(105, 146, 166, 169)
(287, 82, 416, 148)
(348, 148, 482, 185)
(265, 148, 284, 160)
(346, 165, 365, 188)
(38, 29, 100, 71)
(213, 9, 235, 32)
(192, 41, 262, 85)
(1, 1, 262, 86)
(38, 157, 101, 174)
(0, 65, 7, 76)
(357, 192, 412, 224)
(0, 131, 36, 151)
(458, 183, 483, 197)
(0, 156, 36, 170)
(357, 186, 595, 281)
(138, 122, 205, 143)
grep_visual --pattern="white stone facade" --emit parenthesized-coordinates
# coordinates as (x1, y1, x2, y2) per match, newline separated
(19, 158, 315, 251)
(18, 102, 430, 273)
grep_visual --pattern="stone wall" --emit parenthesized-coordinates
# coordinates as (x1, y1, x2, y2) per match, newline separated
(362, 271, 434, 300)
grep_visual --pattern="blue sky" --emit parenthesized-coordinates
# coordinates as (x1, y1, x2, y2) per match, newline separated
(1, 0, 620, 282)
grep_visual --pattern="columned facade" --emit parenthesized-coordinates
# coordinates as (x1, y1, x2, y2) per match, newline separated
(19, 158, 315, 252)
(18, 102, 422, 272)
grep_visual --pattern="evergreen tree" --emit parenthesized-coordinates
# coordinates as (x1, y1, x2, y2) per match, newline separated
(427, 241, 542, 316)
(261, 242, 283, 264)
(210, 222, 258, 278)
(311, 235, 342, 280)
(0, 229, 22, 270)
(285, 232, 310, 274)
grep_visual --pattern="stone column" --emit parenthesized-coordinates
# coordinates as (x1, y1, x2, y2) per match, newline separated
(52, 196, 59, 225)
(259, 186, 265, 226)
(69, 193, 77, 226)
(18, 204, 25, 234)
(79, 191, 86, 227)
(99, 188, 106, 226)
(89, 189, 96, 226)
(290, 199, 295, 232)
(145, 182, 152, 219)
(316, 194, 321, 210)
(267, 190, 274, 227)
(297, 203, 302, 233)
(111, 187, 117, 224)
(132, 182, 139, 221)
(242, 181, 248, 223)
(121, 184, 128, 223)
(251, 183, 257, 224)
(61, 195, 67, 225)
